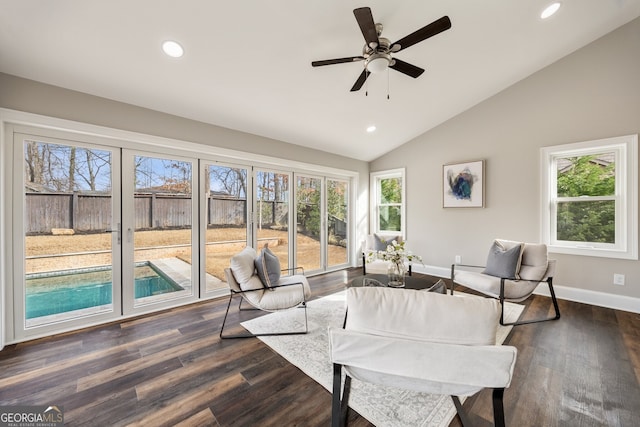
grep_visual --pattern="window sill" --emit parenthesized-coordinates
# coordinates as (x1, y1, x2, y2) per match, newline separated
(548, 244, 638, 260)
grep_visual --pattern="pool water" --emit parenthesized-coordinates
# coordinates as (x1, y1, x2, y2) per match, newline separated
(26, 264, 183, 319)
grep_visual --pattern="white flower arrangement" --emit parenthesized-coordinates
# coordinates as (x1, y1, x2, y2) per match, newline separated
(367, 239, 423, 267)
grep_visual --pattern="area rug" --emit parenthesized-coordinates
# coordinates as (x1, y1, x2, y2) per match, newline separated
(241, 291, 524, 427)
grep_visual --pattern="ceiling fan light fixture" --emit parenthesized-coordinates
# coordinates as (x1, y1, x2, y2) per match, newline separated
(311, 8, 451, 92)
(162, 40, 184, 58)
(366, 53, 391, 73)
(541, 2, 561, 19)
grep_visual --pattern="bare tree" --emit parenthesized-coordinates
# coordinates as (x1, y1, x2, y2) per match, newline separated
(76, 149, 111, 191)
(24, 141, 45, 185)
(134, 156, 192, 193)
(25, 140, 112, 192)
(209, 166, 247, 197)
(68, 146, 76, 191)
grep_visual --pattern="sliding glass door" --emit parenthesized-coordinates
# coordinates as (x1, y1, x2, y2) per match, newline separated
(202, 162, 250, 296)
(327, 178, 349, 268)
(255, 169, 291, 270)
(295, 175, 323, 273)
(122, 151, 198, 313)
(293, 175, 350, 273)
(15, 132, 121, 336)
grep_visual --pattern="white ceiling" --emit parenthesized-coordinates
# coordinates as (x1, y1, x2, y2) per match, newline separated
(1, 1, 639, 161)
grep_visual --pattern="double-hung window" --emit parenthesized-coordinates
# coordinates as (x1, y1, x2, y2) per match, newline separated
(370, 168, 405, 235)
(541, 135, 637, 259)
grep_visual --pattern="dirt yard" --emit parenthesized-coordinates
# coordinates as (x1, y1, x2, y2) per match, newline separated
(26, 228, 348, 281)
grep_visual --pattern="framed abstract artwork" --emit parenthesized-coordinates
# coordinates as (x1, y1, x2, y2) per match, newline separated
(443, 160, 485, 208)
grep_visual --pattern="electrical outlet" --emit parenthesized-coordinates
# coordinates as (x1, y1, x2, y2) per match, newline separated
(455, 255, 461, 264)
(613, 274, 625, 286)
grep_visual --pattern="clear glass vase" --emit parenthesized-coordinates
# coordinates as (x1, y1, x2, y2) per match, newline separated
(387, 262, 405, 287)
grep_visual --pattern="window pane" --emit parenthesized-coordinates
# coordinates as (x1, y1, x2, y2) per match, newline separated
(296, 176, 321, 271)
(379, 177, 402, 203)
(256, 171, 290, 270)
(205, 165, 248, 293)
(379, 206, 401, 232)
(24, 140, 114, 327)
(133, 156, 193, 306)
(557, 200, 615, 243)
(328, 179, 348, 267)
(557, 153, 615, 197)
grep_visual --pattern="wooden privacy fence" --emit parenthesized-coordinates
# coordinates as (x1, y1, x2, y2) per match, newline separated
(26, 192, 112, 234)
(25, 192, 254, 235)
(25, 192, 342, 237)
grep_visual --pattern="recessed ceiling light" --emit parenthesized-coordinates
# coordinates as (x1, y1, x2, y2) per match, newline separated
(162, 40, 184, 58)
(366, 125, 377, 133)
(541, 2, 561, 19)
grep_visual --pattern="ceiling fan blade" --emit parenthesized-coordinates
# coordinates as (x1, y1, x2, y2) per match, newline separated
(350, 69, 369, 92)
(311, 56, 365, 67)
(390, 59, 425, 78)
(353, 7, 379, 47)
(390, 16, 451, 52)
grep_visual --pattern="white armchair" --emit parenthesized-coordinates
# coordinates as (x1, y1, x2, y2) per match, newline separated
(361, 234, 412, 275)
(329, 287, 517, 427)
(220, 246, 311, 338)
(451, 239, 561, 326)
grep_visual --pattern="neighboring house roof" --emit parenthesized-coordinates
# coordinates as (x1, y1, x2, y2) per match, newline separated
(24, 182, 56, 193)
(557, 153, 615, 174)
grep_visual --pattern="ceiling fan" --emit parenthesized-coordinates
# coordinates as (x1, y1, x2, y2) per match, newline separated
(312, 7, 452, 92)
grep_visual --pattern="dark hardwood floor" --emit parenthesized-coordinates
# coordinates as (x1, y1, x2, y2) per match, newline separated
(1, 268, 638, 426)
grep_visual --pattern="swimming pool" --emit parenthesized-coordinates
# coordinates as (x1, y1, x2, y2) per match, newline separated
(26, 263, 183, 319)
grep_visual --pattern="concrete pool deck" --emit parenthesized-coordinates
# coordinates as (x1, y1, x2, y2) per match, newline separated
(149, 258, 228, 294)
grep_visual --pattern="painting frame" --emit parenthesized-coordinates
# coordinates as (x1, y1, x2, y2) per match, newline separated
(443, 160, 485, 208)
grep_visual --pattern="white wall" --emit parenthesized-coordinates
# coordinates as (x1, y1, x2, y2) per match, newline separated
(371, 18, 640, 305)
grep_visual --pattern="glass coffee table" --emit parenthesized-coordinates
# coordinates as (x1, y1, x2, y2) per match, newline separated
(348, 274, 448, 293)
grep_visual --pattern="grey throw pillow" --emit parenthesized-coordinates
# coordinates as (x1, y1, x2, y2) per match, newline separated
(255, 247, 281, 288)
(483, 241, 523, 279)
(373, 233, 400, 251)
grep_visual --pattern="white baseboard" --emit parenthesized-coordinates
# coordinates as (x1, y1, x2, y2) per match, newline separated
(414, 264, 640, 314)
(417, 265, 451, 278)
(533, 284, 640, 314)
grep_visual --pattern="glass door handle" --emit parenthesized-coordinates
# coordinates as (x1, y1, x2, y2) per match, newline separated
(105, 223, 122, 244)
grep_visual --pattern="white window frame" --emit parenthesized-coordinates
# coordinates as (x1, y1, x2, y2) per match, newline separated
(370, 168, 406, 237)
(540, 134, 638, 259)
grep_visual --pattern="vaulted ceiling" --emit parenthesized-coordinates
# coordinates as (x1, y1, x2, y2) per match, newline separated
(1, 1, 639, 161)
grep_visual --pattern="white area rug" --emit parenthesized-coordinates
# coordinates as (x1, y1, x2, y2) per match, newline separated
(241, 291, 524, 427)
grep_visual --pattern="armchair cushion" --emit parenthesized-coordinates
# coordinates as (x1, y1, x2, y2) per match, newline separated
(230, 246, 257, 283)
(255, 246, 280, 287)
(483, 240, 523, 280)
(259, 274, 312, 310)
(329, 328, 517, 395)
(453, 270, 541, 301)
(518, 242, 548, 281)
(344, 287, 501, 346)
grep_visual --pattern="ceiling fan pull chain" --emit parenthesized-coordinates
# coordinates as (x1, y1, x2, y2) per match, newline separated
(366, 69, 369, 96)
(365, 69, 369, 96)
(387, 67, 390, 100)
